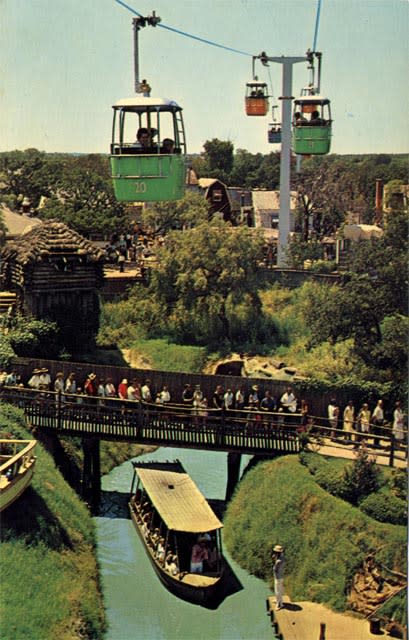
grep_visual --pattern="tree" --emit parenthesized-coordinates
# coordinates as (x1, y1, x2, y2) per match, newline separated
(286, 236, 324, 269)
(130, 221, 269, 347)
(38, 161, 127, 237)
(141, 191, 210, 236)
(342, 448, 381, 505)
(202, 139, 234, 180)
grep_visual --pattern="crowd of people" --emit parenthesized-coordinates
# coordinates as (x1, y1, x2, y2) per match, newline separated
(0, 367, 406, 446)
(103, 226, 159, 273)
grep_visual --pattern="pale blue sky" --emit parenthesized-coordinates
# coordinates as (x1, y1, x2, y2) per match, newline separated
(1, 0, 408, 155)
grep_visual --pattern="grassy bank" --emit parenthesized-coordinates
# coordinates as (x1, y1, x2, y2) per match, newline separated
(0, 404, 105, 640)
(224, 455, 406, 615)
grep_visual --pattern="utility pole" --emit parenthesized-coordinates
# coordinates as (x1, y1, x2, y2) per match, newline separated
(132, 11, 161, 93)
(259, 53, 307, 266)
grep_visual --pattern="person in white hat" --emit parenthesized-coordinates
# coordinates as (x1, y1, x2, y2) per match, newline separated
(272, 544, 285, 610)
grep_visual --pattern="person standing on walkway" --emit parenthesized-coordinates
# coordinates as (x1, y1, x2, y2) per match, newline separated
(327, 398, 339, 438)
(357, 403, 371, 443)
(392, 401, 405, 447)
(272, 544, 286, 611)
(343, 400, 355, 441)
(371, 399, 384, 446)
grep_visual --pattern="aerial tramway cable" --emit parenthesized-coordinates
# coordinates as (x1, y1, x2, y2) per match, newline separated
(312, 0, 322, 52)
(114, 0, 253, 57)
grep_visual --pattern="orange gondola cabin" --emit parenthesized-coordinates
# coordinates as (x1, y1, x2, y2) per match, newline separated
(245, 81, 269, 116)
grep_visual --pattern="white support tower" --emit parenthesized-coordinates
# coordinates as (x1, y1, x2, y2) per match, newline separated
(259, 54, 307, 266)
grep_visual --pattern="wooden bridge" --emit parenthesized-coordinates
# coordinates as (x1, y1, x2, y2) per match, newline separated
(2, 387, 404, 511)
(0, 387, 302, 508)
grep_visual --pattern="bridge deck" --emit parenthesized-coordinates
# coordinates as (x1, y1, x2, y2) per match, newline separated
(24, 402, 301, 456)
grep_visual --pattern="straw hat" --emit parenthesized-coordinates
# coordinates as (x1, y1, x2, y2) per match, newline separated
(273, 544, 283, 553)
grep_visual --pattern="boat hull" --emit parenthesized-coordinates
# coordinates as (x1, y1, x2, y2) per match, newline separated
(0, 465, 35, 512)
(129, 500, 223, 606)
(0, 440, 37, 512)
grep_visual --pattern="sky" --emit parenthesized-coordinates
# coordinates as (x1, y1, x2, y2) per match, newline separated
(1, 0, 408, 156)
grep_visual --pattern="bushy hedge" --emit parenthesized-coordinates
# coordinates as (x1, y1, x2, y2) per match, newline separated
(359, 492, 407, 526)
(300, 449, 383, 504)
(0, 335, 15, 369)
(9, 318, 60, 358)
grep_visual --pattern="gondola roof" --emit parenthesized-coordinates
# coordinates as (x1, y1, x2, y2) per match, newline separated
(294, 95, 330, 105)
(133, 465, 223, 533)
(112, 97, 182, 112)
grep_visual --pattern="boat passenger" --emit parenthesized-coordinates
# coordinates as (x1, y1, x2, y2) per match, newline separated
(142, 512, 151, 538)
(171, 555, 179, 576)
(156, 537, 166, 564)
(190, 540, 209, 574)
(151, 528, 160, 546)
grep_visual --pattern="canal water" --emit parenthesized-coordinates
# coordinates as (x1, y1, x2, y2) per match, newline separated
(95, 447, 277, 640)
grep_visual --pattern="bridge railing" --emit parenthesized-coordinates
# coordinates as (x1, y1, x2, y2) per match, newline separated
(1, 387, 405, 465)
(301, 413, 407, 467)
(0, 386, 302, 455)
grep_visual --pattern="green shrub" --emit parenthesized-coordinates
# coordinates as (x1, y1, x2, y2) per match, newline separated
(314, 466, 350, 500)
(390, 468, 407, 501)
(359, 492, 407, 526)
(0, 335, 15, 369)
(309, 260, 337, 274)
(341, 448, 381, 505)
(9, 318, 60, 358)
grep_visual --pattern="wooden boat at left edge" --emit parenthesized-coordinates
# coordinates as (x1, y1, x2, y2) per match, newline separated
(129, 460, 226, 606)
(0, 439, 37, 512)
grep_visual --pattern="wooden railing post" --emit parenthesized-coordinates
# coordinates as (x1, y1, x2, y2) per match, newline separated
(389, 433, 395, 467)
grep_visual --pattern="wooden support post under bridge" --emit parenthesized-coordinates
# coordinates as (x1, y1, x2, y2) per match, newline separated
(225, 452, 242, 502)
(82, 437, 101, 514)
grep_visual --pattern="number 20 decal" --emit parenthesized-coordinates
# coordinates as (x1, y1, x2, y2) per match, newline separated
(135, 181, 147, 193)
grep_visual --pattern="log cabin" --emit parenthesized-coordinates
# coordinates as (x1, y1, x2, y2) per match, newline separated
(0, 220, 105, 350)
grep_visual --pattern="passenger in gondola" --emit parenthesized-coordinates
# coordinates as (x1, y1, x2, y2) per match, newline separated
(294, 111, 308, 126)
(160, 138, 175, 154)
(309, 110, 325, 126)
(135, 127, 152, 150)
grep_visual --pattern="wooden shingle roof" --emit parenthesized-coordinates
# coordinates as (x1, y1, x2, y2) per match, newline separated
(2, 220, 105, 265)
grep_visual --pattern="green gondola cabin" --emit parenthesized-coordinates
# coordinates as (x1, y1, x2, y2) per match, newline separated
(110, 97, 186, 202)
(245, 81, 269, 116)
(292, 95, 332, 155)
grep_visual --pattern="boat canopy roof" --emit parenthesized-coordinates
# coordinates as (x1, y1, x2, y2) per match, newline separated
(112, 97, 182, 113)
(134, 466, 223, 533)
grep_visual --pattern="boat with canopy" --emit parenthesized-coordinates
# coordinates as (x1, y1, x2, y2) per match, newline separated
(129, 460, 225, 606)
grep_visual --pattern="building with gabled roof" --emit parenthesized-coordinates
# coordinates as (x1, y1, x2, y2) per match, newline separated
(252, 190, 298, 232)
